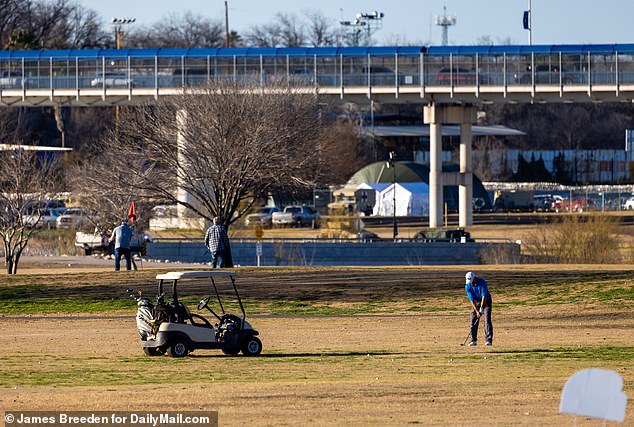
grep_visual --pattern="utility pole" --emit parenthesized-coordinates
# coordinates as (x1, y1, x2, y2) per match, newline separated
(224, 1, 230, 48)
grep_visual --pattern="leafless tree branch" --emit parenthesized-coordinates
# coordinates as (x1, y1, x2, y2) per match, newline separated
(84, 81, 329, 228)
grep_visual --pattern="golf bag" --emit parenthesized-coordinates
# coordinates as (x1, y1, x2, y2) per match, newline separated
(136, 298, 154, 340)
(128, 289, 167, 340)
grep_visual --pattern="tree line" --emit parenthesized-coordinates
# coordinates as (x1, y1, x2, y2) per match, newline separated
(0, 2, 355, 50)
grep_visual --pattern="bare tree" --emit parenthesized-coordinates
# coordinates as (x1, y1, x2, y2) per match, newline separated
(89, 81, 328, 228)
(0, 150, 61, 274)
(303, 10, 336, 47)
(23, 0, 106, 49)
(68, 150, 155, 240)
(246, 13, 306, 47)
(245, 22, 282, 47)
(318, 121, 369, 185)
(127, 12, 224, 48)
(275, 13, 305, 47)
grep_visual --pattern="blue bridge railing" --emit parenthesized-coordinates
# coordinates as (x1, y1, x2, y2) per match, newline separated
(0, 44, 633, 91)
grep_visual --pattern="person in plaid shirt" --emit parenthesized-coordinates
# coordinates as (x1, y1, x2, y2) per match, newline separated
(204, 217, 232, 268)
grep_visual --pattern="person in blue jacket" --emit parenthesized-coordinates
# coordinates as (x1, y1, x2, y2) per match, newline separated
(465, 271, 493, 346)
(109, 219, 133, 271)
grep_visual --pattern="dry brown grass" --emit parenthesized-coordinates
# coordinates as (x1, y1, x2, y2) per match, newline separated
(522, 214, 622, 263)
(0, 265, 633, 425)
(0, 307, 632, 426)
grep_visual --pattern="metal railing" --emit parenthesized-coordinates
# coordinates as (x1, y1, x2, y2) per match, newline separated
(1, 44, 634, 93)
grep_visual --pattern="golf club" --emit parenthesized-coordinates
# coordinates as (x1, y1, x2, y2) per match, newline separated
(460, 312, 481, 346)
(460, 331, 471, 346)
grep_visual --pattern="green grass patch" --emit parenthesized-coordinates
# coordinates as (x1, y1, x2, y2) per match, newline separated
(460, 346, 634, 362)
(2, 297, 134, 314)
(0, 351, 393, 387)
(1, 268, 633, 315)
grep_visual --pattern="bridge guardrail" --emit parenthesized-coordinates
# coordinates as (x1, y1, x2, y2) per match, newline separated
(2, 45, 634, 98)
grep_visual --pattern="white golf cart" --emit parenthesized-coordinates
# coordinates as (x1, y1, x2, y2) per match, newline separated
(129, 271, 262, 358)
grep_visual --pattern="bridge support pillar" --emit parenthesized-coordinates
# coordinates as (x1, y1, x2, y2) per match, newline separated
(176, 110, 191, 221)
(425, 105, 443, 228)
(424, 103, 475, 229)
(175, 110, 207, 228)
(459, 119, 473, 228)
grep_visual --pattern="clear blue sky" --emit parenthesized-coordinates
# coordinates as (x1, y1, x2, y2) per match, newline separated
(81, 0, 634, 46)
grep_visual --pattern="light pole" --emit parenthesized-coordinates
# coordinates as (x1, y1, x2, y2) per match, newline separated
(387, 151, 398, 240)
(224, 1, 230, 48)
(112, 17, 136, 49)
(111, 17, 135, 141)
(340, 10, 384, 46)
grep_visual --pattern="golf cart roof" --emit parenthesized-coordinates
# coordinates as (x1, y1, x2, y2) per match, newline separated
(156, 271, 238, 280)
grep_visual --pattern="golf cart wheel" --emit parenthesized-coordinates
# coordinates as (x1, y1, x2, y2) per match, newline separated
(222, 348, 240, 356)
(143, 347, 165, 356)
(167, 338, 189, 358)
(241, 337, 262, 356)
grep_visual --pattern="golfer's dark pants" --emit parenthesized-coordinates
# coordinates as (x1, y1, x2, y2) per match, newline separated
(470, 297, 493, 343)
(115, 247, 131, 271)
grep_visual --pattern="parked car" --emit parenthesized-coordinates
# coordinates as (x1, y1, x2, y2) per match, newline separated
(272, 205, 320, 228)
(623, 196, 634, 210)
(56, 207, 95, 229)
(245, 206, 280, 227)
(75, 230, 152, 256)
(516, 64, 579, 84)
(0, 70, 30, 88)
(90, 72, 135, 88)
(532, 194, 564, 212)
(552, 197, 587, 213)
(24, 199, 66, 213)
(23, 208, 64, 229)
(433, 67, 490, 85)
(413, 228, 474, 242)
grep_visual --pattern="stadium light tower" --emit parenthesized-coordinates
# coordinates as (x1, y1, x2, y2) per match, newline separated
(434, 6, 455, 46)
(111, 17, 136, 49)
(111, 17, 135, 143)
(340, 10, 384, 46)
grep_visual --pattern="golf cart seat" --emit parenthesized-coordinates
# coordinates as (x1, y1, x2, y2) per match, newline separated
(172, 301, 212, 328)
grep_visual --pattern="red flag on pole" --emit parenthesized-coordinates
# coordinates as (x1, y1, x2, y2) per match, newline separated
(127, 201, 137, 222)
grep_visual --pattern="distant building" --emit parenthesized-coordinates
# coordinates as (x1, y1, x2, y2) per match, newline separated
(418, 149, 631, 184)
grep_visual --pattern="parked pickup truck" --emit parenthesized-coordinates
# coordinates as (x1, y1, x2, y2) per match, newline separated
(75, 231, 152, 256)
(493, 190, 535, 212)
(271, 205, 320, 228)
(552, 197, 588, 213)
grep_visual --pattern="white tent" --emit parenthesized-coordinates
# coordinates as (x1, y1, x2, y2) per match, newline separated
(355, 183, 390, 215)
(376, 182, 429, 216)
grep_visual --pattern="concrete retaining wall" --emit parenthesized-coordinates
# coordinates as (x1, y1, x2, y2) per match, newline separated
(147, 240, 520, 266)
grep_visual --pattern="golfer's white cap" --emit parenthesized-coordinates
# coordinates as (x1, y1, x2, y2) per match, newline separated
(465, 272, 475, 284)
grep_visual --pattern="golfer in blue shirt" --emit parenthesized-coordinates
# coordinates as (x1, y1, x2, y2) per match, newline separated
(465, 271, 493, 346)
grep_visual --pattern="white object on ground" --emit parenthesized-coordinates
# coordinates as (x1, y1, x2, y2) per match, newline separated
(560, 368, 627, 422)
